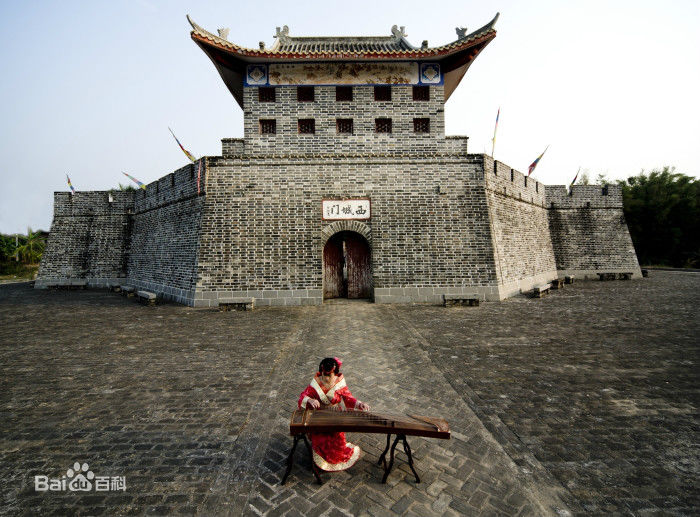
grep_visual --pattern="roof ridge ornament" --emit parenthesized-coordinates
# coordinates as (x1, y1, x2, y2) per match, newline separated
(456, 27, 468, 39)
(274, 25, 290, 44)
(391, 25, 407, 39)
(217, 28, 230, 40)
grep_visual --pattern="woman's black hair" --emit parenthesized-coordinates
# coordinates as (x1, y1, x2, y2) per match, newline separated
(319, 357, 340, 375)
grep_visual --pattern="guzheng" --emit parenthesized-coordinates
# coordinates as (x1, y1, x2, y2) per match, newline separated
(289, 408, 450, 439)
(282, 408, 450, 485)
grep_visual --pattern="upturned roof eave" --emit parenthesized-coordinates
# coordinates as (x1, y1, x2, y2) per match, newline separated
(187, 13, 498, 67)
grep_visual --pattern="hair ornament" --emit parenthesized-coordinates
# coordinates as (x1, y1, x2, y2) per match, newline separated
(334, 357, 343, 368)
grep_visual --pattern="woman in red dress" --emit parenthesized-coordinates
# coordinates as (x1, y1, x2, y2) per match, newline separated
(298, 357, 370, 471)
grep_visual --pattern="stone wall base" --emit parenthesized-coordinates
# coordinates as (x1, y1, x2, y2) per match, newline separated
(374, 286, 497, 304)
(556, 267, 643, 281)
(192, 289, 323, 308)
(495, 270, 560, 300)
(126, 279, 197, 306)
(34, 277, 127, 289)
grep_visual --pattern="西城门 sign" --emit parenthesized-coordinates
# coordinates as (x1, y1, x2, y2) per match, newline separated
(322, 199, 371, 220)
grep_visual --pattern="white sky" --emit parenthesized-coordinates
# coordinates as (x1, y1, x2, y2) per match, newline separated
(1, 0, 698, 234)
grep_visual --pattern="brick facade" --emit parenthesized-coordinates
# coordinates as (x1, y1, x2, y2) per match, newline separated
(36, 22, 641, 305)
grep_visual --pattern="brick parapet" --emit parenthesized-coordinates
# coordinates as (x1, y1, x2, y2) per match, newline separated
(481, 154, 547, 207)
(132, 161, 206, 213)
(52, 191, 135, 216)
(545, 184, 623, 209)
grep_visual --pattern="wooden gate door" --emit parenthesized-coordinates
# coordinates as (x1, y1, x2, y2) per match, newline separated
(323, 235, 344, 299)
(345, 232, 371, 299)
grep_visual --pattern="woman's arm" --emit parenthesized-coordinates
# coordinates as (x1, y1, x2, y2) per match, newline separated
(338, 386, 369, 410)
(298, 386, 319, 409)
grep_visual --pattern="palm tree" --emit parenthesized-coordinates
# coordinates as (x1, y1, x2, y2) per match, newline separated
(15, 227, 46, 264)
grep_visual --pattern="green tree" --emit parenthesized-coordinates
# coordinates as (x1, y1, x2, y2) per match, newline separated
(0, 234, 17, 262)
(14, 227, 46, 264)
(618, 167, 700, 267)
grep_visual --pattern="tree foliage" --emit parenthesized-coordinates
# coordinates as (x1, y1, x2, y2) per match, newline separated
(618, 167, 700, 268)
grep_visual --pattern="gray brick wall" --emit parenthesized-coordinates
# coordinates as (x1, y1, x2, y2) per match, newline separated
(242, 85, 446, 156)
(192, 153, 502, 306)
(545, 185, 641, 278)
(126, 162, 206, 304)
(36, 191, 134, 288)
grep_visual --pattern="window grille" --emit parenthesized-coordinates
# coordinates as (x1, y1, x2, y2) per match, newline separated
(260, 119, 276, 135)
(298, 119, 315, 134)
(413, 86, 430, 101)
(336, 119, 353, 134)
(375, 118, 392, 133)
(413, 118, 430, 133)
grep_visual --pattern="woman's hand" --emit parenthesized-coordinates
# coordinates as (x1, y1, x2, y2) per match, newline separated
(307, 399, 320, 409)
(356, 401, 370, 411)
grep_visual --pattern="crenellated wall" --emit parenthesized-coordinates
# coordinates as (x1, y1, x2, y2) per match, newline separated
(481, 155, 557, 297)
(35, 191, 135, 288)
(36, 155, 641, 305)
(126, 162, 207, 304)
(545, 184, 641, 278)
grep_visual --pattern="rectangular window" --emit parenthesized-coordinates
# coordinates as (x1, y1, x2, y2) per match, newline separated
(413, 86, 430, 101)
(258, 87, 276, 102)
(336, 118, 353, 134)
(374, 86, 391, 101)
(297, 86, 314, 102)
(298, 118, 315, 134)
(259, 119, 276, 135)
(375, 118, 392, 133)
(336, 86, 353, 101)
(413, 118, 430, 133)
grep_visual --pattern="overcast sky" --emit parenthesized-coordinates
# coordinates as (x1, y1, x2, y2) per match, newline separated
(1, 0, 698, 234)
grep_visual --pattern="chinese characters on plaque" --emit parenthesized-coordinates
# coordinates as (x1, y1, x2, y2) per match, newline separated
(322, 199, 371, 220)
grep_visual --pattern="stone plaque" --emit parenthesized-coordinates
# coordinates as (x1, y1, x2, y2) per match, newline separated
(322, 199, 371, 220)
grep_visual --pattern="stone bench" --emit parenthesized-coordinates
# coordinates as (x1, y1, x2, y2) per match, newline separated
(121, 285, 135, 297)
(564, 275, 575, 284)
(619, 272, 633, 280)
(218, 298, 255, 311)
(597, 273, 617, 281)
(109, 283, 122, 293)
(137, 290, 157, 306)
(443, 294, 480, 307)
(532, 283, 551, 298)
(551, 278, 564, 290)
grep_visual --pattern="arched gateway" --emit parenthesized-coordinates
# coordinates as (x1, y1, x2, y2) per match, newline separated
(323, 231, 372, 300)
(321, 221, 372, 300)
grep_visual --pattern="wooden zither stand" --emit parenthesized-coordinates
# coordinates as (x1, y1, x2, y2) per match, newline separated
(281, 408, 450, 485)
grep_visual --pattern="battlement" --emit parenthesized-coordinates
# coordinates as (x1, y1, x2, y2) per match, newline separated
(53, 191, 135, 216)
(132, 161, 206, 212)
(545, 184, 623, 209)
(479, 154, 546, 206)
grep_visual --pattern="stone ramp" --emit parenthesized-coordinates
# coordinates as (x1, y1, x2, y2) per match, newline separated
(200, 303, 572, 516)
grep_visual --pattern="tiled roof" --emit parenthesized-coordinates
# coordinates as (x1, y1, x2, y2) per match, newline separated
(187, 14, 499, 60)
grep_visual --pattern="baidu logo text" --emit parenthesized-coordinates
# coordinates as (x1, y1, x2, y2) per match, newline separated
(34, 462, 126, 492)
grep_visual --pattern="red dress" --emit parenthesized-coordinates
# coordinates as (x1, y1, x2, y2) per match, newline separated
(298, 374, 361, 471)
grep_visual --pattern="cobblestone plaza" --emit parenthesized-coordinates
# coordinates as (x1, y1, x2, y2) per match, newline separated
(1, 271, 697, 515)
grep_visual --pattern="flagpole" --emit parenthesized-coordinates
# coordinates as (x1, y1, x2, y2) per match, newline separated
(491, 107, 500, 158)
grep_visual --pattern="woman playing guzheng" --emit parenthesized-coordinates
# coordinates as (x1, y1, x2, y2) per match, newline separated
(298, 357, 370, 471)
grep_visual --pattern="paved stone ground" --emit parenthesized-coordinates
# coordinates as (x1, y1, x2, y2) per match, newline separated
(0, 271, 697, 516)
